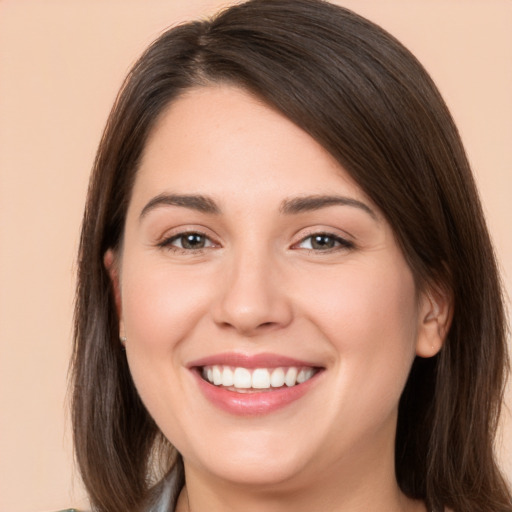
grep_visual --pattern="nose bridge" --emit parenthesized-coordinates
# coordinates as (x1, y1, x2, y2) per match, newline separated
(213, 240, 292, 335)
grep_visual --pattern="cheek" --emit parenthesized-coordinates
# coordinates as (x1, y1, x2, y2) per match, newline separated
(119, 258, 217, 437)
(118, 255, 218, 411)
(295, 259, 419, 408)
(297, 259, 418, 345)
(121, 260, 214, 350)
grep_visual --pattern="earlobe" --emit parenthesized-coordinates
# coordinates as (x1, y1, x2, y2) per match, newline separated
(104, 249, 124, 333)
(415, 286, 452, 358)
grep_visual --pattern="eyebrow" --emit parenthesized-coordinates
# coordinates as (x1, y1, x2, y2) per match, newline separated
(139, 193, 377, 220)
(139, 193, 221, 219)
(280, 195, 377, 219)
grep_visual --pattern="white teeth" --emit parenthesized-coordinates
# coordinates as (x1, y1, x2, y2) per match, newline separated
(233, 367, 252, 388)
(252, 368, 270, 389)
(285, 367, 298, 387)
(270, 368, 285, 387)
(222, 366, 234, 387)
(296, 368, 315, 383)
(212, 366, 222, 385)
(201, 365, 316, 389)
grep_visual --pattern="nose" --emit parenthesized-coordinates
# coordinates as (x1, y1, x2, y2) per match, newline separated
(211, 249, 293, 337)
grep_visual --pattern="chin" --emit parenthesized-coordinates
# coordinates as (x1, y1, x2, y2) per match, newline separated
(177, 424, 321, 489)
(201, 454, 311, 489)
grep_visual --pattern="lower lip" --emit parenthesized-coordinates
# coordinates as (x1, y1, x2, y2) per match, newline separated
(193, 369, 322, 416)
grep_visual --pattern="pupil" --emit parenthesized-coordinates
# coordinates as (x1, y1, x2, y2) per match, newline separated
(312, 235, 334, 249)
(182, 234, 204, 249)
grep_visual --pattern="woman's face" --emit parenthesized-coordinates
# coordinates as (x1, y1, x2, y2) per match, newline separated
(108, 85, 439, 489)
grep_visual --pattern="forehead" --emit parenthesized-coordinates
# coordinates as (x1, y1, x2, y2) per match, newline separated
(133, 84, 373, 210)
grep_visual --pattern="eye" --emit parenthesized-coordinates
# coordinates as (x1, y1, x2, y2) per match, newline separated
(160, 232, 216, 251)
(296, 233, 353, 251)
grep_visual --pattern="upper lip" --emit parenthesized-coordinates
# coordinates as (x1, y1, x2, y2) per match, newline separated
(188, 352, 323, 369)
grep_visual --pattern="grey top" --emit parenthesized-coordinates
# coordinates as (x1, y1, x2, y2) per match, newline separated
(146, 469, 181, 512)
(57, 469, 180, 512)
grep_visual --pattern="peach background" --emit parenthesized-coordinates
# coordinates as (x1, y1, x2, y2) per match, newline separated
(0, 1, 511, 511)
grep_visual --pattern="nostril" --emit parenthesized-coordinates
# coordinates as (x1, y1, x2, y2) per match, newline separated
(217, 320, 278, 333)
(211, 277, 294, 335)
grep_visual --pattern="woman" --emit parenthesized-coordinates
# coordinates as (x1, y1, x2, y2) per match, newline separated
(71, 0, 511, 511)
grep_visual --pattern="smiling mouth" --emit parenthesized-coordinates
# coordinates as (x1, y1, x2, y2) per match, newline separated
(200, 365, 320, 392)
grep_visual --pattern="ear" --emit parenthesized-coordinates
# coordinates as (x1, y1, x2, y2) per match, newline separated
(415, 285, 452, 358)
(104, 249, 124, 337)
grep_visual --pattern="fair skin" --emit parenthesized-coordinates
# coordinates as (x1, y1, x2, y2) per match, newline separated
(105, 85, 449, 512)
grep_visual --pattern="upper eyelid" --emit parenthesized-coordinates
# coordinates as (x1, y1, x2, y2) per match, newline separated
(160, 231, 217, 247)
(293, 233, 354, 249)
(157, 225, 218, 242)
(292, 225, 355, 243)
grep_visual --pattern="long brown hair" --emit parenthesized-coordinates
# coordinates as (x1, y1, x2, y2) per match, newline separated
(72, 1, 511, 510)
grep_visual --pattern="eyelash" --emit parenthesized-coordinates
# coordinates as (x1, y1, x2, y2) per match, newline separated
(294, 232, 354, 252)
(157, 231, 216, 254)
(157, 231, 354, 254)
